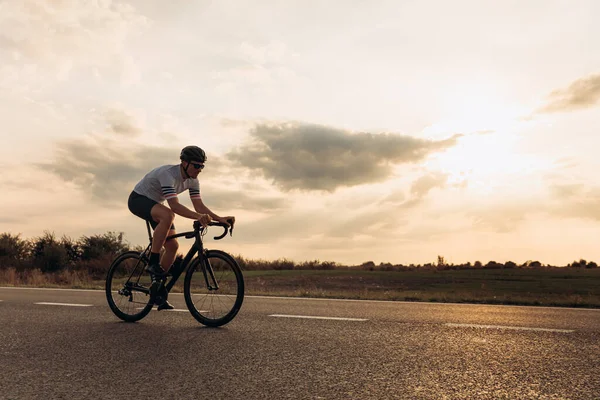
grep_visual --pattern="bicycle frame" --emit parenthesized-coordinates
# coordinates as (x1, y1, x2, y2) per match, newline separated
(138, 220, 225, 293)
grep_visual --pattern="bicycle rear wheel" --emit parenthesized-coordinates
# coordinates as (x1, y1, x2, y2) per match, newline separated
(106, 251, 154, 322)
(184, 250, 244, 327)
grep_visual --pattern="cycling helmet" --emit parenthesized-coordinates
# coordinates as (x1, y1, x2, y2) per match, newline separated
(180, 146, 207, 163)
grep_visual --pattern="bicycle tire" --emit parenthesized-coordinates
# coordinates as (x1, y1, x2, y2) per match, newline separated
(106, 251, 154, 322)
(184, 250, 244, 327)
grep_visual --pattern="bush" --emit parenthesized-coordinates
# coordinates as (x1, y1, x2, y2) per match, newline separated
(0, 233, 30, 269)
(30, 232, 70, 273)
(271, 258, 295, 270)
(76, 255, 113, 280)
(0, 233, 29, 260)
(79, 231, 129, 261)
(296, 260, 338, 270)
(60, 235, 81, 264)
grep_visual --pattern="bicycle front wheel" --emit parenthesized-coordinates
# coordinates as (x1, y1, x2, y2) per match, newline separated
(184, 250, 244, 327)
(106, 251, 154, 322)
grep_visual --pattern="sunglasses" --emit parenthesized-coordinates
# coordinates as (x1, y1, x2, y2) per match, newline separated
(190, 162, 205, 170)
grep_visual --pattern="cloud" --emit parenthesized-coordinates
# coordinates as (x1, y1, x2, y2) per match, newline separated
(377, 172, 449, 212)
(547, 184, 600, 221)
(238, 40, 290, 65)
(0, 0, 149, 90)
(38, 110, 287, 212)
(468, 202, 540, 233)
(0, 216, 22, 225)
(539, 74, 600, 113)
(380, 190, 406, 206)
(320, 172, 449, 239)
(104, 108, 143, 137)
(466, 181, 600, 233)
(34, 106, 165, 205)
(228, 122, 460, 192)
(231, 171, 451, 253)
(39, 138, 175, 206)
(548, 183, 585, 200)
(409, 172, 448, 198)
(195, 185, 288, 212)
(212, 40, 299, 90)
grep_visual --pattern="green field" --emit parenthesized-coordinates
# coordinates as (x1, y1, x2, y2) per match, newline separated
(241, 267, 600, 308)
(2, 266, 598, 308)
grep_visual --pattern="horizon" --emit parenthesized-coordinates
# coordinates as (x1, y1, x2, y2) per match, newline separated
(1, 229, 597, 268)
(2, 0, 600, 266)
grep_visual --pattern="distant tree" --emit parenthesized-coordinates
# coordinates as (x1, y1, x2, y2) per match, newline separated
(569, 260, 582, 268)
(473, 261, 483, 269)
(484, 261, 504, 269)
(504, 261, 517, 269)
(586, 261, 598, 269)
(522, 260, 542, 268)
(529, 261, 542, 268)
(379, 262, 394, 271)
(437, 255, 446, 268)
(361, 261, 376, 271)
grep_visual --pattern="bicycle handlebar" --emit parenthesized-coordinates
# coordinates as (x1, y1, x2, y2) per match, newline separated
(192, 219, 235, 240)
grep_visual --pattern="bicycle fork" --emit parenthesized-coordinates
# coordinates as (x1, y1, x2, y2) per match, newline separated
(201, 257, 220, 291)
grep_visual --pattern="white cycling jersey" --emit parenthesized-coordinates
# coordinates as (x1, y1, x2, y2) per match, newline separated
(133, 164, 201, 203)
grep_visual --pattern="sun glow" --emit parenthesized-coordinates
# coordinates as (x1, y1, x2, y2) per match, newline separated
(421, 90, 550, 194)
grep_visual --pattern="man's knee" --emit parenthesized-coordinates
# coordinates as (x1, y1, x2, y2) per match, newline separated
(163, 210, 175, 223)
(164, 238, 179, 252)
(153, 206, 175, 224)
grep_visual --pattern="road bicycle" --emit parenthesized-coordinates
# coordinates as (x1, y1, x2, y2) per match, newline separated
(105, 220, 244, 327)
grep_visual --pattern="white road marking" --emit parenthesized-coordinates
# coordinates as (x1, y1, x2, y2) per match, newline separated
(444, 323, 574, 333)
(136, 307, 209, 313)
(269, 314, 368, 322)
(35, 302, 93, 307)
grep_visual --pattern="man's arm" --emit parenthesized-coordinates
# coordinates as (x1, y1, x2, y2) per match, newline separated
(167, 197, 205, 220)
(191, 198, 222, 220)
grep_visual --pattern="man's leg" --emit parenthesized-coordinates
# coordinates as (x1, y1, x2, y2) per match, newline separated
(150, 204, 174, 252)
(156, 229, 179, 311)
(148, 204, 175, 274)
(149, 209, 178, 310)
(162, 231, 179, 273)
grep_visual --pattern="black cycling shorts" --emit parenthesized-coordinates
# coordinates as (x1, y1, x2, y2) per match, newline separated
(128, 191, 175, 230)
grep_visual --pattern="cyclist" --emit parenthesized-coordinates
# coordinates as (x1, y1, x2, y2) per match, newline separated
(127, 145, 235, 310)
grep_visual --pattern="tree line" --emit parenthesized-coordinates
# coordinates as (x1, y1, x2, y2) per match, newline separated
(0, 232, 596, 275)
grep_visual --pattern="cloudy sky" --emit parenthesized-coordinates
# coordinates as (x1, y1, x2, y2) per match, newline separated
(2, 0, 600, 266)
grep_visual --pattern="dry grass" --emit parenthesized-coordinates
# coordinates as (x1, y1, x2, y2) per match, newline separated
(0, 267, 104, 289)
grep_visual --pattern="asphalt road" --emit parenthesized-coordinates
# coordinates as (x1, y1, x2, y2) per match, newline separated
(1, 287, 599, 400)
